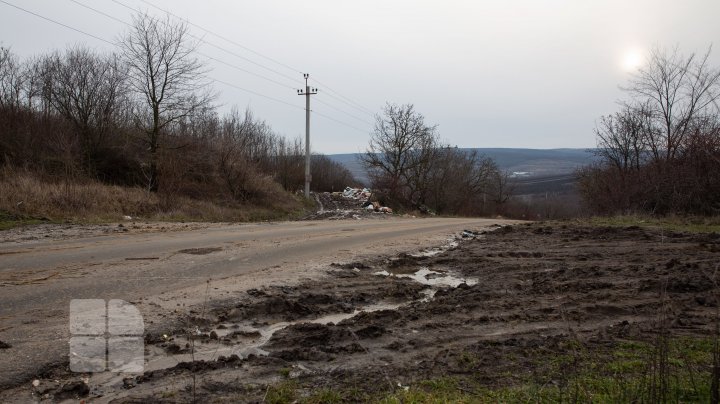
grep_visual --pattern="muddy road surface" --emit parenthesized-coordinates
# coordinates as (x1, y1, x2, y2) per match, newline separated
(2, 221, 718, 402)
(0, 217, 514, 396)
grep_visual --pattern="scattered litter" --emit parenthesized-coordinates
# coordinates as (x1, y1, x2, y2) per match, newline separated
(122, 215, 133, 221)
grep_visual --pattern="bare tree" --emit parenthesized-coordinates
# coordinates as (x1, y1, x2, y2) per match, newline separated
(625, 46, 720, 162)
(215, 108, 261, 201)
(310, 154, 358, 192)
(361, 103, 437, 206)
(593, 102, 651, 172)
(582, 46, 720, 215)
(426, 147, 497, 214)
(119, 12, 214, 191)
(0, 47, 27, 110)
(272, 136, 304, 191)
(44, 46, 127, 173)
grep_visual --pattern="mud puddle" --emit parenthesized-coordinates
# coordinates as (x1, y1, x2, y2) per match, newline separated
(142, 301, 406, 374)
(107, 231, 481, 390)
(375, 267, 477, 289)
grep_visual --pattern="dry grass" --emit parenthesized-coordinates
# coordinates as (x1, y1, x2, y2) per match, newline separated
(0, 168, 306, 226)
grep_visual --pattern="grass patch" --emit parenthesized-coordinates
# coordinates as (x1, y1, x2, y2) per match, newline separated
(261, 337, 717, 403)
(0, 210, 54, 231)
(0, 169, 307, 228)
(390, 337, 715, 403)
(265, 381, 299, 404)
(580, 215, 720, 233)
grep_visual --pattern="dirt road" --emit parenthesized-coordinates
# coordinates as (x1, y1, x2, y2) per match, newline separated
(0, 217, 513, 391)
(4, 220, 717, 402)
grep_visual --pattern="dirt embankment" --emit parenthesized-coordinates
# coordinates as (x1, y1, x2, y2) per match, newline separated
(8, 223, 720, 402)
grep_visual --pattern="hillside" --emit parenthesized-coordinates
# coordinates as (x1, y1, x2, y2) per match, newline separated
(329, 148, 597, 186)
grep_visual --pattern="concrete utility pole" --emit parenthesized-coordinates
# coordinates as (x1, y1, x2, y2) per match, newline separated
(297, 74, 318, 199)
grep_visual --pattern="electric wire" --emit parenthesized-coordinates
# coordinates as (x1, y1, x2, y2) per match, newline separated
(137, 0, 377, 119)
(0, 0, 115, 46)
(313, 97, 374, 126)
(312, 77, 376, 116)
(139, 0, 302, 76)
(109, 0, 301, 87)
(1, 0, 369, 134)
(312, 110, 368, 133)
(316, 88, 376, 118)
(2, 0, 303, 110)
(69, 0, 298, 90)
(212, 77, 305, 111)
(68, 0, 127, 27)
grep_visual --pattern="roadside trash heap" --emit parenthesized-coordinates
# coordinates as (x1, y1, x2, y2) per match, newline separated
(341, 187, 372, 201)
(363, 201, 393, 214)
(340, 187, 393, 214)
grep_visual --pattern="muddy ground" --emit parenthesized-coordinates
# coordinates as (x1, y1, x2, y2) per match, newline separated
(4, 222, 720, 402)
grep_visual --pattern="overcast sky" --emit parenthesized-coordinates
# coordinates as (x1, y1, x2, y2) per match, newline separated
(1, 0, 718, 154)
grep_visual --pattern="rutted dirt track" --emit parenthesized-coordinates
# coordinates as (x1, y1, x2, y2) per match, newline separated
(1, 221, 719, 402)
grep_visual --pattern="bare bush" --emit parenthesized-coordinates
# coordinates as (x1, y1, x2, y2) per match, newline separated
(119, 12, 214, 192)
(582, 46, 720, 215)
(361, 103, 506, 215)
(44, 46, 128, 174)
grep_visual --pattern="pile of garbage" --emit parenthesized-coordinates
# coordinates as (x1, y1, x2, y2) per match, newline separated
(339, 187, 393, 214)
(363, 201, 393, 214)
(304, 186, 393, 219)
(341, 187, 372, 201)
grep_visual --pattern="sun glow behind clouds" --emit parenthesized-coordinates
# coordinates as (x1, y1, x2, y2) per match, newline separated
(621, 48, 645, 72)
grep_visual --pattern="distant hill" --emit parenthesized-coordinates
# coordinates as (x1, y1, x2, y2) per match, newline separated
(328, 148, 598, 186)
(327, 153, 368, 185)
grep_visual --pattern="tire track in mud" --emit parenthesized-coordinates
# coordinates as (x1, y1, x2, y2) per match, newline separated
(8, 223, 720, 402)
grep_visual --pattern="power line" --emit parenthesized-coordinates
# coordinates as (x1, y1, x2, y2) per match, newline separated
(213, 77, 304, 111)
(0, 0, 116, 46)
(1, 0, 367, 134)
(197, 51, 296, 90)
(312, 77, 376, 116)
(312, 110, 369, 133)
(68, 0, 128, 27)
(1, 1, 302, 110)
(109, 0, 302, 86)
(68, 0, 297, 90)
(313, 96, 374, 126)
(137, 0, 377, 120)
(316, 87, 376, 118)
(138, 0, 303, 75)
